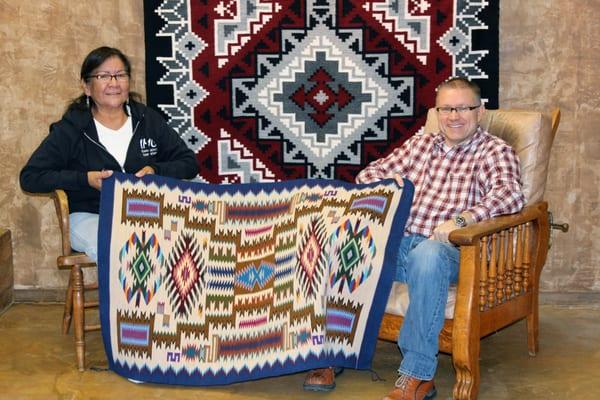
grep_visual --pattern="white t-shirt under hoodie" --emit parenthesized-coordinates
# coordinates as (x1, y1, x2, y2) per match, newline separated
(95, 117, 133, 170)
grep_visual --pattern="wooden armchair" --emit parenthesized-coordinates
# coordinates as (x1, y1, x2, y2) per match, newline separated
(378, 108, 562, 399)
(52, 189, 100, 371)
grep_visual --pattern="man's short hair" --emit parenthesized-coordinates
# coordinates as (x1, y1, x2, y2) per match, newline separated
(436, 77, 481, 103)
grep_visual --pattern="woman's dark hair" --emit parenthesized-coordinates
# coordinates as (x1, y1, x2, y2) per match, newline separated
(80, 46, 132, 82)
(67, 46, 141, 113)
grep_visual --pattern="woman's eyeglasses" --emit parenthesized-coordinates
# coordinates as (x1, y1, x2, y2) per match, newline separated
(87, 73, 130, 82)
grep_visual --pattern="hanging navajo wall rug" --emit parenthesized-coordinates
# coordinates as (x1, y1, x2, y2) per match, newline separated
(98, 173, 413, 385)
(144, 0, 499, 183)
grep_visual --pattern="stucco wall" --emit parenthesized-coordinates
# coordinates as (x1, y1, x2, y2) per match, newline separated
(1, 1, 598, 297)
(500, 1, 600, 293)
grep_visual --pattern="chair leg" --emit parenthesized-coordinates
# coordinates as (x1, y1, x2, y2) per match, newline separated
(452, 337, 480, 400)
(71, 265, 86, 371)
(527, 296, 540, 356)
(62, 274, 74, 334)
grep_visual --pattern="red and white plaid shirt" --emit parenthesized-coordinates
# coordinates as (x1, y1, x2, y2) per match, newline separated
(356, 127, 525, 237)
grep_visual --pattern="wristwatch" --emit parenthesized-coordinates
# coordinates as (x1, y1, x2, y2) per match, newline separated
(453, 214, 467, 228)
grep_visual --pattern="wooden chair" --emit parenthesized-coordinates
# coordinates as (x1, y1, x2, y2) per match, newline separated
(52, 189, 100, 371)
(378, 108, 562, 399)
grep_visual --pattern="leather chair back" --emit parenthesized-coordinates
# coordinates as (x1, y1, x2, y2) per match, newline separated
(422, 108, 557, 204)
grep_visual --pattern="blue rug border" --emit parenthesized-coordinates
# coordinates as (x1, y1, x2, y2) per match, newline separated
(98, 172, 414, 385)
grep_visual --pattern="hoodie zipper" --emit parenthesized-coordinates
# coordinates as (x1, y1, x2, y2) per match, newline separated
(83, 118, 142, 173)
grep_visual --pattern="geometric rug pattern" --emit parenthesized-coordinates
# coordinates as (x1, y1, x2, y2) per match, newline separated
(98, 172, 413, 385)
(144, 0, 498, 183)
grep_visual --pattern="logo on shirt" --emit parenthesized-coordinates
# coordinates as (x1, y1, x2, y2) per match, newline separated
(140, 138, 158, 157)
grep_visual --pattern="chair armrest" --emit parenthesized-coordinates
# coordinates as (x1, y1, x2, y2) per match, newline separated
(57, 253, 96, 269)
(449, 201, 550, 329)
(449, 202, 548, 246)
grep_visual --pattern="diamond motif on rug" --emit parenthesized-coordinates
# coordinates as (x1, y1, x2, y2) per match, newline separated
(235, 261, 276, 291)
(232, 24, 413, 177)
(132, 251, 152, 283)
(118, 231, 164, 307)
(165, 232, 204, 317)
(329, 219, 375, 293)
(296, 218, 327, 298)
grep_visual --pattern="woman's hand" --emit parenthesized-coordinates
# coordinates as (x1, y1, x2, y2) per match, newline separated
(87, 170, 113, 190)
(135, 166, 155, 177)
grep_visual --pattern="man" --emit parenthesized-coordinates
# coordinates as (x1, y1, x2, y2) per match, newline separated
(303, 77, 525, 399)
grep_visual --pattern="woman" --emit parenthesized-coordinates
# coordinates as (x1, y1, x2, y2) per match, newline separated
(20, 46, 198, 262)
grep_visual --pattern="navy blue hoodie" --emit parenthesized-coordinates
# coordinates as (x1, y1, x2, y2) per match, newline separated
(20, 100, 198, 213)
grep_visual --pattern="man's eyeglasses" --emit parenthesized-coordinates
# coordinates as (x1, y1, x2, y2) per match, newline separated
(87, 73, 130, 82)
(436, 105, 480, 115)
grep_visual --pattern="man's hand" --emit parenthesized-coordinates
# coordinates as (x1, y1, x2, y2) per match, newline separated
(430, 219, 458, 243)
(135, 166, 155, 177)
(431, 212, 475, 243)
(393, 173, 404, 188)
(87, 170, 113, 191)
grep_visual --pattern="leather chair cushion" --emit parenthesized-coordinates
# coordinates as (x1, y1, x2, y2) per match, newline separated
(385, 282, 456, 319)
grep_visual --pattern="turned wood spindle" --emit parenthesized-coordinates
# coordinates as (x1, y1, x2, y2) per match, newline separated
(487, 233, 498, 308)
(523, 222, 531, 292)
(479, 236, 489, 311)
(497, 230, 506, 304)
(514, 224, 524, 294)
(505, 228, 514, 298)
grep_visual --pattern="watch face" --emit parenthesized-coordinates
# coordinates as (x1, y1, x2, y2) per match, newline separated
(454, 215, 467, 227)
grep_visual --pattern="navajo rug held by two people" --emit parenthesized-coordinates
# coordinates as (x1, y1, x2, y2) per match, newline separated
(144, 0, 499, 183)
(98, 173, 413, 385)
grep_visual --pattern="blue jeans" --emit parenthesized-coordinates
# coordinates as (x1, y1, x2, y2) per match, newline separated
(69, 212, 99, 263)
(395, 234, 460, 380)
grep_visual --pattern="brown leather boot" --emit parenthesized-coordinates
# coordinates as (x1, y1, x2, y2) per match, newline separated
(303, 367, 336, 392)
(382, 374, 437, 400)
